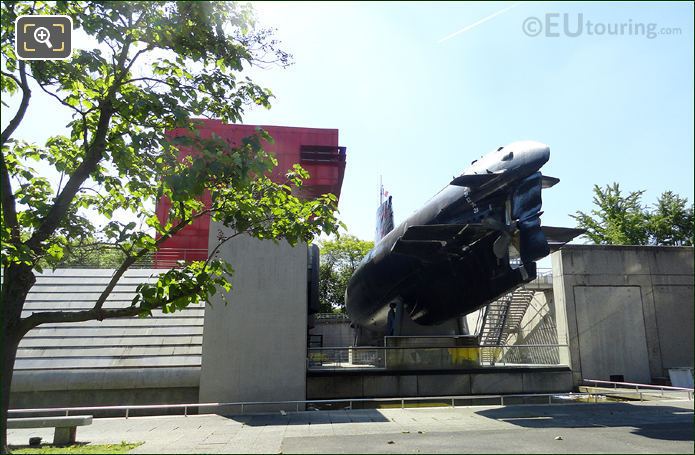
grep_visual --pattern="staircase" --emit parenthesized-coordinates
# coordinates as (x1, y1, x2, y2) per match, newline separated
(479, 287, 536, 364)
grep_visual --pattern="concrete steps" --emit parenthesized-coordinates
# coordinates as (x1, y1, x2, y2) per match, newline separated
(14, 269, 204, 372)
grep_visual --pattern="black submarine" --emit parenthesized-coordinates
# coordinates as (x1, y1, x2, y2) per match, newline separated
(345, 141, 583, 333)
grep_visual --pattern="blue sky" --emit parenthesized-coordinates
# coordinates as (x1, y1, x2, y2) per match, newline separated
(2, 1, 693, 245)
(243, 1, 694, 241)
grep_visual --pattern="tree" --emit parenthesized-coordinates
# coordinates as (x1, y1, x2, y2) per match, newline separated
(0, 2, 342, 449)
(571, 183, 693, 246)
(648, 191, 694, 246)
(571, 183, 649, 245)
(318, 235, 373, 313)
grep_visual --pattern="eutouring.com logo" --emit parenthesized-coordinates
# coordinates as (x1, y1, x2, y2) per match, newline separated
(15, 14, 72, 60)
(522, 13, 682, 39)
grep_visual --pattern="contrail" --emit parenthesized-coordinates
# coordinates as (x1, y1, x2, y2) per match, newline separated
(438, 2, 523, 43)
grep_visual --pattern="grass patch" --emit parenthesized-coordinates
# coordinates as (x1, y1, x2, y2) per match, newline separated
(10, 441, 143, 454)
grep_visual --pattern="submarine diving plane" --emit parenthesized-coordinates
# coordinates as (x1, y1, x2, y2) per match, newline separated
(345, 141, 583, 332)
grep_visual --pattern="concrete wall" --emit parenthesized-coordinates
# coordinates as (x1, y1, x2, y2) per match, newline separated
(307, 367, 572, 399)
(10, 269, 202, 411)
(552, 245, 694, 386)
(310, 318, 353, 347)
(11, 385, 199, 417)
(198, 223, 308, 409)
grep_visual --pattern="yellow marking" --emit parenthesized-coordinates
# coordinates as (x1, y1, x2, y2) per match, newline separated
(23, 42, 35, 52)
(377, 402, 450, 409)
(54, 23, 65, 33)
(53, 42, 64, 52)
(448, 347, 479, 364)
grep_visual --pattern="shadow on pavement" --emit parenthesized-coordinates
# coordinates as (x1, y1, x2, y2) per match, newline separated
(631, 422, 694, 441)
(219, 408, 390, 426)
(476, 402, 694, 442)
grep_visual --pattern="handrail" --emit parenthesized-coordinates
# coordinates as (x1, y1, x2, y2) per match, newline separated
(309, 344, 569, 350)
(583, 378, 694, 392)
(8, 392, 605, 418)
(11, 385, 691, 420)
(314, 313, 350, 320)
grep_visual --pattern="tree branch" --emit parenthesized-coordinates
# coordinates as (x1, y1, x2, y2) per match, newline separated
(0, 69, 21, 87)
(81, 113, 89, 154)
(204, 229, 245, 269)
(21, 306, 142, 332)
(1, 61, 31, 146)
(20, 215, 286, 334)
(19, 215, 231, 333)
(92, 208, 214, 311)
(1, 61, 30, 241)
(122, 46, 152, 76)
(31, 76, 86, 115)
(55, 172, 65, 198)
(18, 284, 205, 336)
(25, 38, 134, 254)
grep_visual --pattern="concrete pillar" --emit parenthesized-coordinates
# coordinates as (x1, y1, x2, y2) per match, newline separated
(551, 251, 573, 370)
(199, 222, 308, 411)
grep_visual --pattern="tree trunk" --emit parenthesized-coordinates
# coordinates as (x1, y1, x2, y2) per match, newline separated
(1, 264, 35, 453)
(1, 330, 21, 453)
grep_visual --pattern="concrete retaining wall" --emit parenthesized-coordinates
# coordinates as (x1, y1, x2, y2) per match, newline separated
(307, 367, 573, 399)
(552, 245, 694, 386)
(310, 318, 353, 347)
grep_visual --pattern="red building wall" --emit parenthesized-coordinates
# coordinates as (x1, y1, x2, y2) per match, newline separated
(155, 120, 346, 263)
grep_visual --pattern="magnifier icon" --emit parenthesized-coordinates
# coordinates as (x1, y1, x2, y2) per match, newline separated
(33, 26, 53, 48)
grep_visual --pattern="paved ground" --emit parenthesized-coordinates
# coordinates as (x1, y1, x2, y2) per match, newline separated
(8, 399, 694, 453)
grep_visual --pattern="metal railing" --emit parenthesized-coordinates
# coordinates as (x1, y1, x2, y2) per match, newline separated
(50, 247, 209, 269)
(151, 248, 209, 268)
(314, 313, 350, 321)
(11, 384, 688, 421)
(8, 392, 612, 419)
(583, 379, 694, 400)
(530, 268, 553, 286)
(536, 267, 552, 276)
(307, 344, 570, 370)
